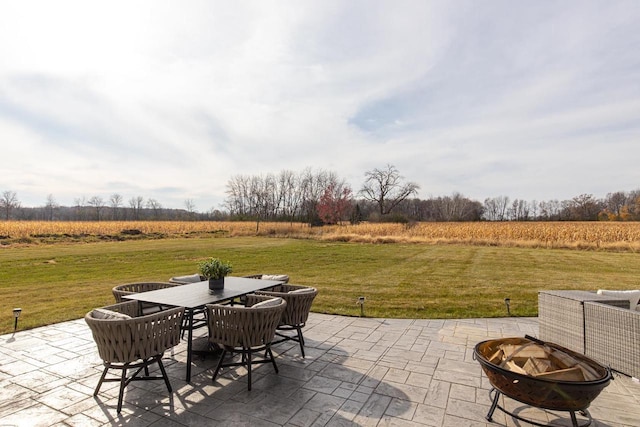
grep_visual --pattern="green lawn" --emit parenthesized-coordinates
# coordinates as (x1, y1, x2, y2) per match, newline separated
(1, 236, 639, 334)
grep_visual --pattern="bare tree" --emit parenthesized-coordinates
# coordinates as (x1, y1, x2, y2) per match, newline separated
(508, 199, 530, 221)
(110, 193, 123, 220)
(224, 174, 251, 217)
(129, 196, 144, 220)
(570, 194, 601, 220)
(436, 193, 481, 221)
(0, 191, 20, 220)
(629, 190, 640, 220)
(604, 191, 627, 220)
(360, 165, 420, 216)
(483, 196, 510, 221)
(530, 200, 538, 220)
(207, 207, 227, 220)
(147, 198, 163, 219)
(250, 174, 277, 232)
(184, 199, 196, 220)
(277, 170, 303, 223)
(538, 199, 562, 220)
(298, 168, 318, 223)
(559, 200, 574, 220)
(74, 196, 87, 220)
(45, 194, 58, 221)
(87, 196, 105, 221)
(273, 170, 292, 220)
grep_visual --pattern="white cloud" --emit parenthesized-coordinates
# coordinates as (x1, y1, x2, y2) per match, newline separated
(1, 1, 639, 209)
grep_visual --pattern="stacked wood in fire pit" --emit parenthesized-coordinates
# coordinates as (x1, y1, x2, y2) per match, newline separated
(488, 341, 601, 381)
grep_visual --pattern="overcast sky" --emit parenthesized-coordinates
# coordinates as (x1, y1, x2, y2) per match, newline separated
(1, 1, 639, 211)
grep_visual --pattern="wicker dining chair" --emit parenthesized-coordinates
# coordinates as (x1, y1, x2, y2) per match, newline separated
(112, 282, 179, 314)
(206, 294, 287, 390)
(256, 284, 317, 357)
(85, 300, 185, 413)
(168, 273, 205, 284)
(242, 274, 290, 283)
(167, 275, 209, 336)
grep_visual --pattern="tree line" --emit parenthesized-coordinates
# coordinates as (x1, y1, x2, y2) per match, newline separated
(2, 165, 639, 223)
(0, 191, 207, 222)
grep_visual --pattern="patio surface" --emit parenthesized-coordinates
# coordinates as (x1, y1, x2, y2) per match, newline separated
(1, 313, 639, 426)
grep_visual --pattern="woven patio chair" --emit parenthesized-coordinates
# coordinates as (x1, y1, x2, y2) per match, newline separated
(206, 294, 286, 390)
(85, 300, 185, 413)
(167, 274, 210, 336)
(256, 284, 317, 357)
(242, 274, 290, 283)
(112, 282, 179, 314)
(168, 273, 205, 284)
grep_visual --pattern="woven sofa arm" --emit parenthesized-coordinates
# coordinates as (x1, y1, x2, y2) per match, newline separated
(584, 301, 640, 378)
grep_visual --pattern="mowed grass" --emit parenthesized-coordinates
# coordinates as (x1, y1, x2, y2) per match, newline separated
(1, 236, 639, 334)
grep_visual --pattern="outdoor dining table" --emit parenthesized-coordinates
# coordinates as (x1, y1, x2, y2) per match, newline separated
(123, 276, 285, 382)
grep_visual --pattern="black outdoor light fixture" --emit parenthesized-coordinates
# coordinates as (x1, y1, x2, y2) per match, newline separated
(13, 308, 22, 332)
(357, 296, 365, 317)
(504, 298, 511, 316)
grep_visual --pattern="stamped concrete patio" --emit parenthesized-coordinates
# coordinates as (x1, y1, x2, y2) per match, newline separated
(1, 313, 639, 426)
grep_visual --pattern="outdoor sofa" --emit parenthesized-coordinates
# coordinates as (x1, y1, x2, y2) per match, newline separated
(538, 290, 640, 379)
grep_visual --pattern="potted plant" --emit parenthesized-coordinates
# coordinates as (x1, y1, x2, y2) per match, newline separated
(198, 257, 233, 290)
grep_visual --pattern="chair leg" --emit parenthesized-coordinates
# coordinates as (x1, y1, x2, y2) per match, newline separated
(296, 327, 305, 358)
(247, 350, 252, 391)
(181, 317, 187, 339)
(274, 325, 307, 358)
(117, 366, 128, 413)
(267, 346, 278, 373)
(93, 356, 173, 414)
(156, 356, 172, 393)
(211, 346, 279, 391)
(212, 349, 227, 382)
(94, 365, 109, 396)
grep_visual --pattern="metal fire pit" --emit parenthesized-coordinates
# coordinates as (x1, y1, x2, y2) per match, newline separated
(474, 335, 612, 427)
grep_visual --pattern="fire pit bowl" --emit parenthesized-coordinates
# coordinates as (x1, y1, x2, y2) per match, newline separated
(474, 336, 612, 426)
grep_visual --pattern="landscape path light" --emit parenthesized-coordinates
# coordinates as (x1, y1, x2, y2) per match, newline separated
(357, 296, 365, 317)
(504, 298, 511, 316)
(13, 308, 21, 332)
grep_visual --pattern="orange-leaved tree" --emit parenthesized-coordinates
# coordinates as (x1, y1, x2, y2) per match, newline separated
(317, 183, 353, 225)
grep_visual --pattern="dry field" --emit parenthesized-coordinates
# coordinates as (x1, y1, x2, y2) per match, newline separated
(1, 220, 640, 251)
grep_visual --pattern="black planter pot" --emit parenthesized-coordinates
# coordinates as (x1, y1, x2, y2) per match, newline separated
(208, 278, 224, 290)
